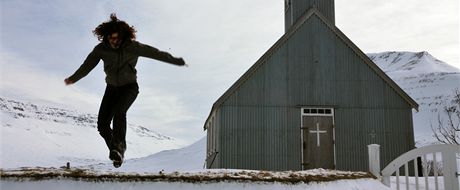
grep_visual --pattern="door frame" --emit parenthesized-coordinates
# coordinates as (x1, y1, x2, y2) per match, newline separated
(300, 107, 336, 170)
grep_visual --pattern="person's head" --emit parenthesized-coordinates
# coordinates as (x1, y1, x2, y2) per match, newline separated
(93, 13, 136, 49)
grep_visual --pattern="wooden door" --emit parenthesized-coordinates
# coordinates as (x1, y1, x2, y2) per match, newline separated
(302, 116, 334, 169)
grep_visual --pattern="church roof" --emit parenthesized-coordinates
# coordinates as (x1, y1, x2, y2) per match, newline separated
(204, 7, 419, 130)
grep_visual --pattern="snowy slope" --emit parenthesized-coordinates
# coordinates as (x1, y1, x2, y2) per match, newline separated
(87, 136, 206, 172)
(107, 136, 206, 172)
(368, 51, 460, 146)
(0, 97, 184, 169)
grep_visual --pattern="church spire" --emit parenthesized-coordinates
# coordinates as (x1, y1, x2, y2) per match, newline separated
(284, 0, 335, 32)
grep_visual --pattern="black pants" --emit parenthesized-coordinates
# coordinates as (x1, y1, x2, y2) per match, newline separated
(97, 82, 139, 156)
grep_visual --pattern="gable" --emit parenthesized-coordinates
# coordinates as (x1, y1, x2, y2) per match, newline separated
(285, 14, 411, 108)
(204, 8, 419, 129)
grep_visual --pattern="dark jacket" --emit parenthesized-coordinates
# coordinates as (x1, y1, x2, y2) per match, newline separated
(68, 40, 184, 86)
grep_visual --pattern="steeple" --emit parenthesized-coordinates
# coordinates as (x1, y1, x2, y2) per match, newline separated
(284, 0, 335, 32)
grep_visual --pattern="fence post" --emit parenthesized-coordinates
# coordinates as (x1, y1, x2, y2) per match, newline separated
(368, 144, 381, 178)
(441, 148, 459, 190)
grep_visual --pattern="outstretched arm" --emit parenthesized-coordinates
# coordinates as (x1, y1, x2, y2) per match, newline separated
(64, 48, 100, 85)
(132, 41, 186, 66)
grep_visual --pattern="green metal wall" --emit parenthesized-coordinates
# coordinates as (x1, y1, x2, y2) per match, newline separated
(207, 14, 414, 171)
(285, 0, 335, 31)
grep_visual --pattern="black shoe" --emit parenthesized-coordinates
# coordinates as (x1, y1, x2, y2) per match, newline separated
(113, 160, 122, 168)
(109, 150, 123, 168)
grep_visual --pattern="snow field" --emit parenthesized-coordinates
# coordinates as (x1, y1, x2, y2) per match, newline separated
(0, 178, 390, 190)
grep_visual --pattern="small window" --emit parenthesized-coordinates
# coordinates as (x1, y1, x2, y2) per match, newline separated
(302, 108, 333, 116)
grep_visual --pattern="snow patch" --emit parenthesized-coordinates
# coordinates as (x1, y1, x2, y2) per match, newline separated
(0, 168, 389, 190)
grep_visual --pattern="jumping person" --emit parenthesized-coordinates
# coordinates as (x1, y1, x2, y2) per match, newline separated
(64, 13, 186, 168)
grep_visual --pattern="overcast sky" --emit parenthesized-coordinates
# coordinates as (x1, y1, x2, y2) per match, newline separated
(1, 0, 458, 145)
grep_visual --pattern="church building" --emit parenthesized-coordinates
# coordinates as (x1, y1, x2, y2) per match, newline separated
(204, 0, 418, 171)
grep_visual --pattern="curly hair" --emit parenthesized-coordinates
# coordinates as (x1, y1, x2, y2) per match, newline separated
(93, 13, 137, 42)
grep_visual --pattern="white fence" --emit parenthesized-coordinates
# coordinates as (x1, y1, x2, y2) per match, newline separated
(368, 144, 460, 190)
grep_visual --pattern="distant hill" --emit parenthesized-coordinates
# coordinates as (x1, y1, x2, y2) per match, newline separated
(0, 97, 183, 169)
(369, 51, 460, 146)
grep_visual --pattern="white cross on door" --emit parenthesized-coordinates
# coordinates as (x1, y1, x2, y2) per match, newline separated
(309, 123, 327, 147)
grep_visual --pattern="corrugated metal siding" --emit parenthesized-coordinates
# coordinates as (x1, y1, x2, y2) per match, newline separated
(334, 108, 414, 171)
(206, 109, 221, 168)
(285, 1, 292, 31)
(287, 0, 334, 31)
(287, 15, 414, 171)
(287, 16, 411, 109)
(208, 12, 414, 171)
(218, 106, 301, 170)
(316, 0, 335, 24)
(224, 36, 289, 106)
(217, 38, 300, 170)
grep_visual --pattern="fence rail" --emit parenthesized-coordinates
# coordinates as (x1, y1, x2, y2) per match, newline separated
(369, 144, 459, 190)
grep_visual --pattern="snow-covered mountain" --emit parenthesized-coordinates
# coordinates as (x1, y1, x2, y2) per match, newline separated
(369, 51, 460, 146)
(0, 97, 183, 169)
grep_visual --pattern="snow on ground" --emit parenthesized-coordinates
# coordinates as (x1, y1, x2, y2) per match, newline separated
(0, 179, 389, 190)
(86, 137, 207, 173)
(0, 167, 388, 190)
(2, 167, 456, 190)
(389, 176, 446, 190)
(0, 178, 390, 190)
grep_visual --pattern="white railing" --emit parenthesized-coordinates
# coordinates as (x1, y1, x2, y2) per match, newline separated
(369, 144, 459, 190)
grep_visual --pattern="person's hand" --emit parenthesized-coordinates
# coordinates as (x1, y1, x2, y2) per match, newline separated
(176, 57, 187, 66)
(64, 78, 74, 85)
